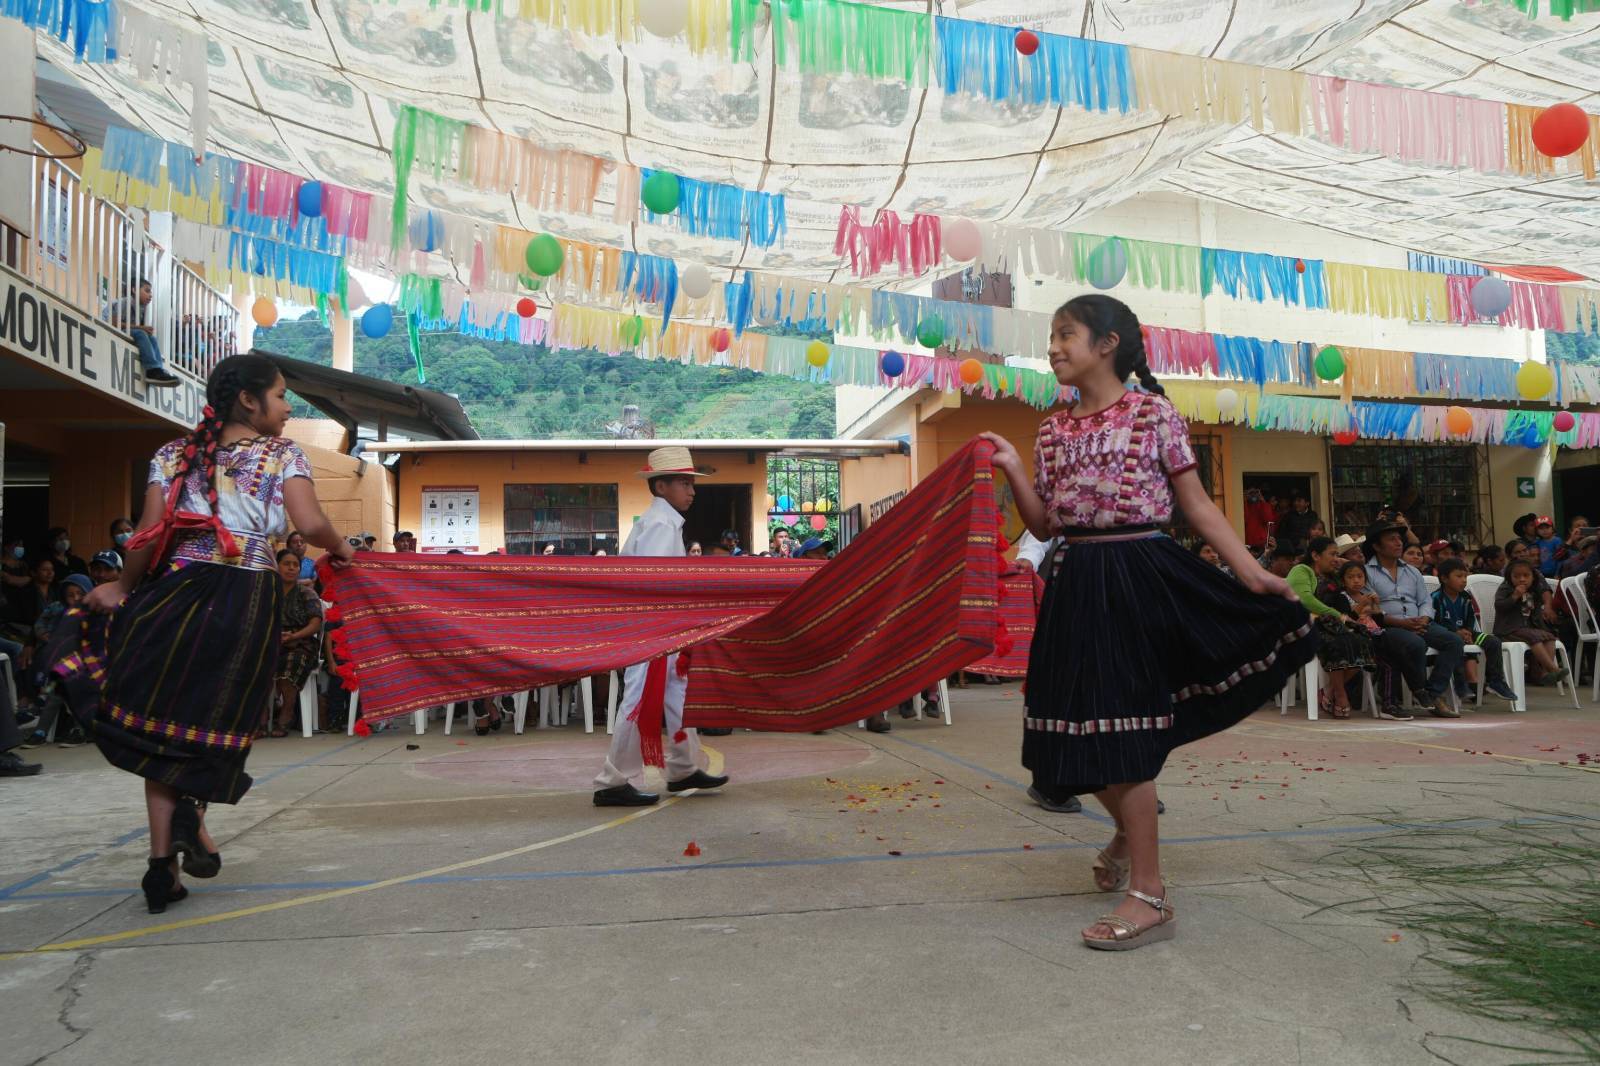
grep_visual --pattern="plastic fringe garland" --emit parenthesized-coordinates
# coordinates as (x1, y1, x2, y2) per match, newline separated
(770, 0, 931, 83)
(639, 168, 786, 247)
(2, 0, 117, 62)
(1492, 0, 1600, 19)
(933, 17, 1135, 114)
(1408, 253, 1486, 277)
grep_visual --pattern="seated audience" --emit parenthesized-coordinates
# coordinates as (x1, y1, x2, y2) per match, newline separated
(1431, 560, 1517, 702)
(1559, 530, 1600, 578)
(1472, 545, 1506, 576)
(1287, 537, 1376, 719)
(88, 551, 122, 586)
(269, 549, 323, 737)
(1278, 493, 1320, 550)
(794, 537, 833, 560)
(1402, 543, 1426, 570)
(107, 517, 134, 560)
(109, 277, 181, 387)
(33, 574, 90, 647)
(286, 530, 317, 582)
(2, 536, 29, 591)
(1192, 541, 1233, 577)
(1265, 546, 1298, 579)
(1495, 560, 1568, 686)
(1531, 517, 1565, 577)
(393, 531, 417, 553)
(687, 541, 703, 556)
(771, 528, 794, 558)
(1365, 519, 1463, 719)
(1333, 534, 1365, 564)
(43, 527, 86, 578)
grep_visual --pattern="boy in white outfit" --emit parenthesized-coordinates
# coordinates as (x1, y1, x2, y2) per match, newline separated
(593, 446, 731, 807)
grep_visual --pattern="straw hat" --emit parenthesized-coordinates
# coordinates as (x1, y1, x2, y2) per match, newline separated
(637, 445, 705, 479)
(1333, 534, 1364, 551)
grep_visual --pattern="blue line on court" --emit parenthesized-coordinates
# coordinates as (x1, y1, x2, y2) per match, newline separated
(14, 815, 1592, 903)
(874, 732, 1117, 826)
(0, 737, 369, 900)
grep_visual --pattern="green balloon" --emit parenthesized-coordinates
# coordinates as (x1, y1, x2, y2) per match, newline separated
(1313, 345, 1345, 381)
(621, 315, 645, 347)
(517, 273, 543, 292)
(524, 234, 563, 277)
(641, 171, 681, 215)
(916, 316, 945, 349)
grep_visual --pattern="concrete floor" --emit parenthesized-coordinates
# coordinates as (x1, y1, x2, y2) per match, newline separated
(2, 682, 1596, 1066)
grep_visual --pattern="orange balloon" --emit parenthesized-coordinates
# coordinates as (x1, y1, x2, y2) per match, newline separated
(1445, 406, 1474, 436)
(957, 358, 984, 386)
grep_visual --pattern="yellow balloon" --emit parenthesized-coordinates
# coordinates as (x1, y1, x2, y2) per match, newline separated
(251, 296, 278, 328)
(814, 499, 831, 512)
(765, 494, 775, 510)
(1516, 361, 1554, 401)
(805, 340, 830, 367)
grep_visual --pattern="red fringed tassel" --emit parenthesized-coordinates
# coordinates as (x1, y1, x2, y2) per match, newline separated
(676, 650, 691, 678)
(353, 719, 371, 736)
(996, 580, 1007, 603)
(996, 533, 1010, 554)
(995, 633, 1015, 658)
(323, 604, 342, 623)
(673, 730, 688, 743)
(627, 657, 669, 768)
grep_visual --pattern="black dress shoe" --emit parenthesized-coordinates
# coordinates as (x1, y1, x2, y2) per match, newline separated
(172, 798, 220, 879)
(0, 751, 42, 776)
(593, 783, 659, 807)
(699, 728, 732, 736)
(865, 713, 891, 733)
(667, 769, 729, 792)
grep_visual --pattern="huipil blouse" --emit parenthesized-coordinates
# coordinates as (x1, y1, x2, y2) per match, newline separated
(1032, 391, 1198, 531)
(149, 436, 313, 572)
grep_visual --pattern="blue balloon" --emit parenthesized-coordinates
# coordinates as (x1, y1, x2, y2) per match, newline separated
(880, 350, 906, 377)
(361, 304, 394, 338)
(408, 211, 442, 253)
(776, 495, 795, 512)
(297, 181, 323, 219)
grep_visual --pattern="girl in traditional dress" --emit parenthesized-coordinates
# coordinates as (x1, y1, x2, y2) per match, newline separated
(57, 354, 354, 913)
(980, 295, 1315, 951)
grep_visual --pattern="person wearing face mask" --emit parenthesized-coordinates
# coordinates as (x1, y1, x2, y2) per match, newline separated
(107, 517, 135, 561)
(44, 527, 87, 578)
(2, 536, 29, 591)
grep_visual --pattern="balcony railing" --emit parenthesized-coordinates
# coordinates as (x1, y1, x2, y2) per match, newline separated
(2, 150, 238, 380)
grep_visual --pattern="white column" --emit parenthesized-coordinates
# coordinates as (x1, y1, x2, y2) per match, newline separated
(331, 302, 354, 372)
(0, 22, 37, 240)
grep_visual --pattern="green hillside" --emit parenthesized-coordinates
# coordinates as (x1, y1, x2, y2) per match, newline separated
(254, 314, 835, 440)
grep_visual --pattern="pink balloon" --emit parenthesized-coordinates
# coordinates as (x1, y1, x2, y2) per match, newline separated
(810, 514, 827, 531)
(1554, 411, 1576, 433)
(343, 275, 370, 312)
(944, 218, 983, 262)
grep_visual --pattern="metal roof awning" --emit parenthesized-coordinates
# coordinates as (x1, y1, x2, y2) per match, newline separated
(261, 351, 479, 442)
(364, 437, 907, 456)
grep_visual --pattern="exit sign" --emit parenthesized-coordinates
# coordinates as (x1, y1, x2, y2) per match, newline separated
(1517, 477, 1536, 499)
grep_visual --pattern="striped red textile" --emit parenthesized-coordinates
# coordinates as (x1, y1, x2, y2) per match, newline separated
(964, 568, 1042, 678)
(320, 440, 1001, 729)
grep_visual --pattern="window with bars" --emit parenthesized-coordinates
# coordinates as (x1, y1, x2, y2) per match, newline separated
(1329, 442, 1483, 545)
(1166, 433, 1223, 550)
(504, 483, 619, 556)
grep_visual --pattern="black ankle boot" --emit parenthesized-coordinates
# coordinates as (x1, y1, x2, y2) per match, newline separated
(172, 798, 221, 879)
(141, 857, 187, 914)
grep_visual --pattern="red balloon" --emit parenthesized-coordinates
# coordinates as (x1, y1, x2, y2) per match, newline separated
(1554, 411, 1576, 433)
(1014, 29, 1039, 56)
(1332, 429, 1358, 446)
(515, 297, 536, 318)
(810, 514, 827, 531)
(711, 328, 731, 352)
(1532, 102, 1591, 158)
(1294, 259, 1306, 274)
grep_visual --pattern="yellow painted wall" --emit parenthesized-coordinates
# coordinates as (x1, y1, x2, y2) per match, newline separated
(1487, 444, 1553, 543)
(300, 443, 395, 557)
(840, 452, 912, 527)
(392, 448, 773, 554)
(1221, 429, 1332, 539)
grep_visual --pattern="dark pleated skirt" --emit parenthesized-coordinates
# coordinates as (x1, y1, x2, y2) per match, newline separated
(1022, 534, 1317, 795)
(1314, 615, 1375, 672)
(46, 562, 281, 804)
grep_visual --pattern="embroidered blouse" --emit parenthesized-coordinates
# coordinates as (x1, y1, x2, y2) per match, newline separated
(149, 436, 313, 571)
(1032, 391, 1197, 530)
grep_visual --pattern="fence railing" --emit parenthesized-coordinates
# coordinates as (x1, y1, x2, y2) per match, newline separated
(2, 151, 237, 380)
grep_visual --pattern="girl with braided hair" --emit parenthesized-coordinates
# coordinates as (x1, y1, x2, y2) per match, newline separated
(51, 353, 354, 913)
(980, 294, 1315, 951)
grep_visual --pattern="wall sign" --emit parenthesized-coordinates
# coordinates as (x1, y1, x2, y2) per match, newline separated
(1516, 477, 1536, 499)
(421, 485, 480, 553)
(0, 268, 203, 429)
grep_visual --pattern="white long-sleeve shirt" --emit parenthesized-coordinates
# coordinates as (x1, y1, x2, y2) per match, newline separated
(622, 495, 686, 558)
(1014, 530, 1057, 571)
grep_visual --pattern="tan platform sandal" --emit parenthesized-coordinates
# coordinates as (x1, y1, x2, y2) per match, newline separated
(1082, 887, 1176, 951)
(1091, 845, 1131, 893)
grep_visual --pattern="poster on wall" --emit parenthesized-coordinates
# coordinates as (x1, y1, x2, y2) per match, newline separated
(420, 485, 480, 553)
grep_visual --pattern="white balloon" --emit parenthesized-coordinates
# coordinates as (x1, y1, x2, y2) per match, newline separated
(1215, 387, 1240, 415)
(944, 219, 983, 262)
(343, 276, 370, 312)
(681, 263, 712, 300)
(638, 0, 689, 37)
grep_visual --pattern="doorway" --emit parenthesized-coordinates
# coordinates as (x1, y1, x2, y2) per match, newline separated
(1241, 473, 1320, 548)
(685, 484, 751, 555)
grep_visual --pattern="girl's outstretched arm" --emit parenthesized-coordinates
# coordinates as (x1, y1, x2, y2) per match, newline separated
(978, 432, 1051, 541)
(1171, 469, 1297, 602)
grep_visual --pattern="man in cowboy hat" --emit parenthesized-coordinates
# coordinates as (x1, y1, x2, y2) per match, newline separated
(1333, 534, 1365, 564)
(594, 445, 730, 807)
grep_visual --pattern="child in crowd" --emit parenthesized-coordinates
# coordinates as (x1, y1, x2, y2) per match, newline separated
(979, 293, 1312, 952)
(1495, 561, 1568, 685)
(1532, 517, 1565, 577)
(1473, 545, 1506, 576)
(1340, 563, 1384, 636)
(1431, 560, 1517, 702)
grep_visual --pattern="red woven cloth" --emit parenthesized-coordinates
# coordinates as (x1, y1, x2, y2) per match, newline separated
(320, 439, 1002, 730)
(964, 568, 1041, 678)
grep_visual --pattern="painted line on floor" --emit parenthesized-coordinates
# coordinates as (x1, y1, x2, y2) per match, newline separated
(1250, 717, 1600, 773)
(0, 737, 370, 901)
(0, 745, 725, 959)
(7, 813, 1595, 908)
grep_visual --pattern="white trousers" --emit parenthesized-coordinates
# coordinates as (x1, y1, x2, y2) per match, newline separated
(594, 654, 702, 788)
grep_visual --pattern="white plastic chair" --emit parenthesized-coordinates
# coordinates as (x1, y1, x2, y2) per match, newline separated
(1466, 575, 1533, 713)
(1422, 575, 1440, 594)
(1559, 574, 1600, 703)
(858, 678, 954, 727)
(0, 652, 16, 717)
(444, 697, 527, 735)
(1279, 657, 1380, 721)
(343, 688, 427, 735)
